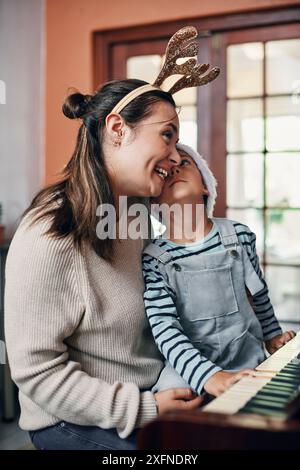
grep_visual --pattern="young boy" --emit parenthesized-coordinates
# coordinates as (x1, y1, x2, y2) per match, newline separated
(142, 143, 296, 398)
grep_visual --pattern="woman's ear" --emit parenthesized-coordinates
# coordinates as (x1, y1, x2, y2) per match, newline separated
(105, 113, 126, 143)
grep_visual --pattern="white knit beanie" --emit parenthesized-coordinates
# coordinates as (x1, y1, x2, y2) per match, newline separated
(176, 143, 218, 218)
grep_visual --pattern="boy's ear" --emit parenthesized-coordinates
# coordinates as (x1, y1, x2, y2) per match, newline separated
(203, 187, 210, 196)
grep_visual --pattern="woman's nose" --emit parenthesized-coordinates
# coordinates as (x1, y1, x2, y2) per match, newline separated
(168, 146, 181, 167)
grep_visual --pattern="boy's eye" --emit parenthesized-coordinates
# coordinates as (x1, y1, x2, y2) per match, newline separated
(180, 158, 190, 167)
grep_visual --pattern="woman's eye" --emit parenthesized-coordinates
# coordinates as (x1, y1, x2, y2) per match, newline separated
(163, 132, 173, 141)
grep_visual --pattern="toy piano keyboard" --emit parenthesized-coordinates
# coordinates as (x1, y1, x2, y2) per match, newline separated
(203, 330, 300, 419)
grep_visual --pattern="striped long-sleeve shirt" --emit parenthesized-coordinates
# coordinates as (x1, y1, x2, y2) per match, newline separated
(142, 220, 282, 394)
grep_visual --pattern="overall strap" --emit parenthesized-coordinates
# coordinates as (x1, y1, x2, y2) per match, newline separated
(211, 217, 238, 248)
(212, 218, 264, 295)
(143, 242, 173, 264)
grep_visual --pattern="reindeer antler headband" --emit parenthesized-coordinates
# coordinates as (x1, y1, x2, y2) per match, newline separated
(110, 26, 220, 115)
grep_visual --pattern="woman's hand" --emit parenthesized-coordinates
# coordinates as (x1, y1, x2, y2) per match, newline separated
(204, 369, 255, 397)
(154, 388, 203, 415)
(265, 331, 296, 355)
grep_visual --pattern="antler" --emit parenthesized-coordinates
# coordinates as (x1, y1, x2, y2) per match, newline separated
(154, 26, 199, 87)
(153, 26, 220, 94)
(168, 65, 220, 95)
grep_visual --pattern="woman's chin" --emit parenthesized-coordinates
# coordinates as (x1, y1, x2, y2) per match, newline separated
(149, 175, 165, 197)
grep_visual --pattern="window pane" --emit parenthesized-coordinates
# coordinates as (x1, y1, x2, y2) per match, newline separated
(127, 55, 162, 83)
(266, 209, 300, 265)
(266, 266, 300, 326)
(173, 87, 196, 106)
(227, 43, 263, 98)
(266, 39, 300, 95)
(159, 55, 197, 106)
(226, 208, 264, 259)
(126, 55, 197, 147)
(266, 97, 300, 151)
(178, 106, 197, 148)
(227, 154, 263, 208)
(266, 153, 300, 208)
(227, 99, 264, 152)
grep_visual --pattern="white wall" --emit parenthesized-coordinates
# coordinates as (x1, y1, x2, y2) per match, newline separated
(0, 0, 45, 239)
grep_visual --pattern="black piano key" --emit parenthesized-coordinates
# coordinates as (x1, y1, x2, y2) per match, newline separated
(258, 387, 291, 398)
(240, 405, 286, 418)
(262, 385, 295, 394)
(273, 372, 300, 381)
(269, 377, 300, 386)
(275, 375, 300, 385)
(240, 402, 287, 415)
(248, 398, 286, 409)
(265, 382, 297, 392)
(279, 370, 300, 377)
(281, 364, 300, 373)
(276, 376, 300, 388)
(283, 368, 300, 375)
(255, 392, 289, 403)
(285, 361, 300, 368)
(290, 358, 300, 365)
(279, 367, 300, 375)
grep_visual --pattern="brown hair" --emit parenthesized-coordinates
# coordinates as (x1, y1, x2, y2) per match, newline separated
(23, 79, 176, 260)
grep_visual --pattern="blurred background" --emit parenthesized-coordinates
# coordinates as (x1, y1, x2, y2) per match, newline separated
(0, 0, 300, 450)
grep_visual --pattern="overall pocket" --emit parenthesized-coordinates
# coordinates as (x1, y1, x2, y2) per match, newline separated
(183, 264, 238, 321)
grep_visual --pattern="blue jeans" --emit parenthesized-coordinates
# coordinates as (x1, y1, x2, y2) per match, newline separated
(29, 421, 138, 450)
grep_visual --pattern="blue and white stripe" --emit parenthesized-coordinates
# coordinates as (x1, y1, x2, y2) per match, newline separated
(142, 222, 281, 394)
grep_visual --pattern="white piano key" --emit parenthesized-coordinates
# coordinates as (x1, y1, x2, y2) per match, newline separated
(203, 331, 300, 415)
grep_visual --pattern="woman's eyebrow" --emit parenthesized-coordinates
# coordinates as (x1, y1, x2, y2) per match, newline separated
(168, 123, 178, 134)
(166, 122, 179, 142)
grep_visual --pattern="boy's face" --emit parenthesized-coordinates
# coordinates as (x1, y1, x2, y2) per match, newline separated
(152, 150, 209, 206)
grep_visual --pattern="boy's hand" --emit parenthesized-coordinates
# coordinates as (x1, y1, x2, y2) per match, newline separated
(265, 331, 296, 355)
(203, 369, 255, 397)
(154, 388, 204, 415)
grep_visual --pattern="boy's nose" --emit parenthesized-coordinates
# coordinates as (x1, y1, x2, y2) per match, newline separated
(168, 146, 181, 167)
(170, 166, 180, 176)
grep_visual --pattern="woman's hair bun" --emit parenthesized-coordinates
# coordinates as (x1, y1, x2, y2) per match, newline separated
(62, 91, 92, 119)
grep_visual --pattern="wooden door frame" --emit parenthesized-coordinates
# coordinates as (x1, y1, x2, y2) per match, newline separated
(93, 6, 300, 216)
(93, 7, 300, 87)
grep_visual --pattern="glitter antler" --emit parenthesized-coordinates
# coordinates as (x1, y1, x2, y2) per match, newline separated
(109, 26, 220, 115)
(154, 26, 220, 94)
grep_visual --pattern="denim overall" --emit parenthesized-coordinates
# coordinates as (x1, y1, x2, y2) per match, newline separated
(146, 218, 267, 392)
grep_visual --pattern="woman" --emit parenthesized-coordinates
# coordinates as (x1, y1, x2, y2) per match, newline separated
(4, 79, 203, 450)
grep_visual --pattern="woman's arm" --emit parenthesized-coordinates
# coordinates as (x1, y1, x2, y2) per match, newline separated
(4, 216, 157, 438)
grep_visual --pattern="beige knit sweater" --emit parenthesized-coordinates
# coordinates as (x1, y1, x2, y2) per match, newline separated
(4, 211, 163, 438)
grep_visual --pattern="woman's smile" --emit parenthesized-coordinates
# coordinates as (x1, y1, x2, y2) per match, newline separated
(153, 165, 169, 180)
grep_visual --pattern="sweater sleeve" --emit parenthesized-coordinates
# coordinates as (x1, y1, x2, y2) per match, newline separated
(238, 225, 282, 341)
(4, 216, 157, 438)
(142, 252, 221, 394)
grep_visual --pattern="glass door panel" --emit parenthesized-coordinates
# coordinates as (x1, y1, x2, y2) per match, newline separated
(226, 31, 300, 328)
